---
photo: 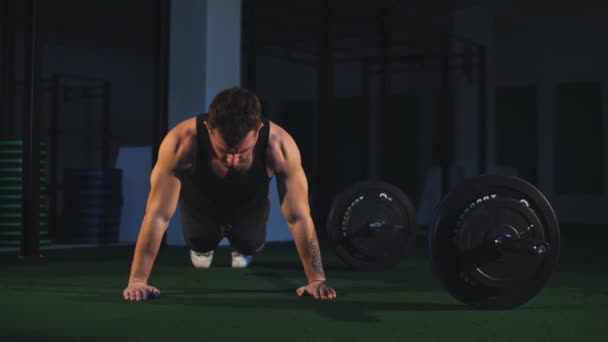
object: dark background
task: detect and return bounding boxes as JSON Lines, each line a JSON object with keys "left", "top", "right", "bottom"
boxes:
{"left": 1, "top": 0, "right": 607, "bottom": 253}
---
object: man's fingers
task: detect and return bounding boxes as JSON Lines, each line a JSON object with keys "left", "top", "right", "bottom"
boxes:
{"left": 296, "top": 284, "right": 337, "bottom": 300}
{"left": 321, "top": 287, "right": 331, "bottom": 300}
{"left": 313, "top": 287, "right": 320, "bottom": 299}
{"left": 148, "top": 288, "right": 160, "bottom": 299}
{"left": 296, "top": 285, "right": 317, "bottom": 297}
{"left": 123, "top": 286, "right": 161, "bottom": 301}
{"left": 329, "top": 288, "right": 337, "bottom": 299}
{"left": 127, "top": 290, "right": 139, "bottom": 301}
{"left": 324, "top": 287, "right": 335, "bottom": 299}
{"left": 315, "top": 285, "right": 336, "bottom": 300}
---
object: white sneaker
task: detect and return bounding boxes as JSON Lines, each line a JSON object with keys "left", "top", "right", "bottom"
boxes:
{"left": 231, "top": 249, "right": 253, "bottom": 268}
{"left": 190, "top": 250, "right": 214, "bottom": 269}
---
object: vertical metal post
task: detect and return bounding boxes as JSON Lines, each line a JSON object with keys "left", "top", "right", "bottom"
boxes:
{"left": 154, "top": 0, "right": 171, "bottom": 246}
{"left": 101, "top": 81, "right": 112, "bottom": 168}
{"left": 49, "top": 74, "right": 61, "bottom": 242}
{"left": 362, "top": 59, "right": 371, "bottom": 178}
{"left": 316, "top": 0, "right": 334, "bottom": 224}
{"left": 478, "top": 46, "right": 487, "bottom": 174}
{"left": 153, "top": 0, "right": 170, "bottom": 167}
{"left": 242, "top": 1, "right": 256, "bottom": 91}
{"left": 435, "top": 34, "right": 454, "bottom": 195}
{"left": 378, "top": 6, "right": 392, "bottom": 180}
{"left": 21, "top": 0, "right": 41, "bottom": 258}
{"left": 1, "top": 0, "right": 17, "bottom": 138}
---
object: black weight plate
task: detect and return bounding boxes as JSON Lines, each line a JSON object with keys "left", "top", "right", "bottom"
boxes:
{"left": 429, "top": 174, "right": 560, "bottom": 309}
{"left": 327, "top": 181, "right": 415, "bottom": 271}
{"left": 455, "top": 197, "right": 545, "bottom": 289}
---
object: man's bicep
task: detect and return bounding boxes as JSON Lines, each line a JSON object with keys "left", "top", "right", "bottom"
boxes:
{"left": 144, "top": 132, "right": 184, "bottom": 222}
{"left": 271, "top": 125, "right": 311, "bottom": 223}
{"left": 278, "top": 168, "right": 310, "bottom": 224}
{"left": 146, "top": 162, "right": 181, "bottom": 223}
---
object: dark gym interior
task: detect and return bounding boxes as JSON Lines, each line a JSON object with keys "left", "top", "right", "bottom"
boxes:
{"left": 1, "top": 0, "right": 607, "bottom": 340}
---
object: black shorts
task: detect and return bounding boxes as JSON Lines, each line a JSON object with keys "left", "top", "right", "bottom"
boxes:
{"left": 180, "top": 195, "right": 270, "bottom": 255}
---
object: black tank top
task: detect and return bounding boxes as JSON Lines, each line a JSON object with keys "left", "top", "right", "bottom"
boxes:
{"left": 177, "top": 113, "right": 272, "bottom": 211}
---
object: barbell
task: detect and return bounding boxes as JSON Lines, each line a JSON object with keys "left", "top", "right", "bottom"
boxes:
{"left": 325, "top": 174, "right": 560, "bottom": 309}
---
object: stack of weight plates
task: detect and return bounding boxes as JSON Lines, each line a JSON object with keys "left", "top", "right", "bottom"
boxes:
{"left": 0, "top": 140, "right": 51, "bottom": 247}
{"left": 62, "top": 168, "right": 123, "bottom": 244}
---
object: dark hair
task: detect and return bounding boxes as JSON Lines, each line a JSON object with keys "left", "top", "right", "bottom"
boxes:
{"left": 207, "top": 87, "right": 262, "bottom": 148}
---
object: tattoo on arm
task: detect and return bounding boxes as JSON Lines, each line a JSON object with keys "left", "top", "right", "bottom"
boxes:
{"left": 308, "top": 236, "right": 325, "bottom": 276}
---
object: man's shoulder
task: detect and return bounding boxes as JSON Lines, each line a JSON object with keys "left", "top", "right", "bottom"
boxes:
{"left": 163, "top": 117, "right": 198, "bottom": 167}
{"left": 266, "top": 121, "right": 299, "bottom": 173}
{"left": 170, "top": 116, "right": 198, "bottom": 134}
{"left": 267, "top": 120, "right": 289, "bottom": 144}
{"left": 167, "top": 116, "right": 198, "bottom": 142}
{"left": 267, "top": 121, "right": 289, "bottom": 154}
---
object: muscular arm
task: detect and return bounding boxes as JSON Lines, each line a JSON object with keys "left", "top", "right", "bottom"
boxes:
{"left": 273, "top": 129, "right": 326, "bottom": 283}
{"left": 127, "top": 134, "right": 183, "bottom": 286}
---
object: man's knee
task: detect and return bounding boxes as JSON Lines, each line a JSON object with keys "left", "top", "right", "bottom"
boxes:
{"left": 188, "top": 237, "right": 222, "bottom": 253}
{"left": 231, "top": 240, "right": 265, "bottom": 255}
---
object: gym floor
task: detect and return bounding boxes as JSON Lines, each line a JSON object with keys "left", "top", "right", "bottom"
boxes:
{"left": 1, "top": 225, "right": 606, "bottom": 342}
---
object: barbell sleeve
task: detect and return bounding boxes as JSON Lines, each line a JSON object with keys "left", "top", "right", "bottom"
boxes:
{"left": 493, "top": 233, "right": 550, "bottom": 256}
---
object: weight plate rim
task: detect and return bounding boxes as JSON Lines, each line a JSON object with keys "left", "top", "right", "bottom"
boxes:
{"left": 327, "top": 180, "right": 416, "bottom": 271}
{"left": 428, "top": 174, "right": 560, "bottom": 309}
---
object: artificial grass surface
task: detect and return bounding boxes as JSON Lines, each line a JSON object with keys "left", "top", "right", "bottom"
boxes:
{"left": 1, "top": 229, "right": 607, "bottom": 342}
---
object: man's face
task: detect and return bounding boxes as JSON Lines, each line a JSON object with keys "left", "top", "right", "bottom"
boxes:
{"left": 205, "top": 121, "right": 262, "bottom": 168}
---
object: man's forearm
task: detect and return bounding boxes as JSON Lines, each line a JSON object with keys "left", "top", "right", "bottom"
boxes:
{"left": 289, "top": 217, "right": 326, "bottom": 282}
{"left": 128, "top": 215, "right": 169, "bottom": 284}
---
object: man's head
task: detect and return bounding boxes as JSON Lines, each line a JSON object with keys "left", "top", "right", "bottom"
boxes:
{"left": 205, "top": 87, "right": 263, "bottom": 168}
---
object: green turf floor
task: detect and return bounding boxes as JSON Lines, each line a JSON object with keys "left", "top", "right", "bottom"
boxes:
{"left": 1, "top": 226, "right": 607, "bottom": 341}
